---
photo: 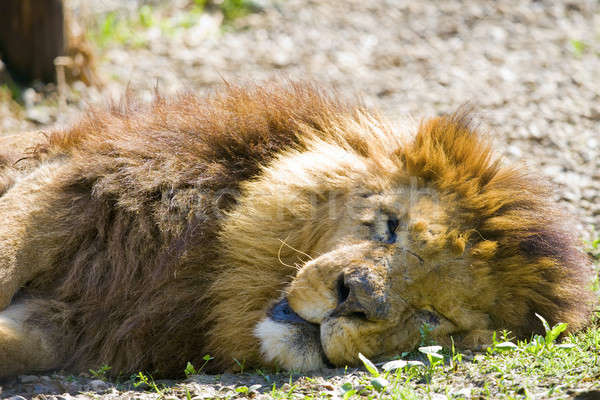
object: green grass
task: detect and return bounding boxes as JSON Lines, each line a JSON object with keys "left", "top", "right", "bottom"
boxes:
{"left": 570, "top": 39, "right": 587, "bottom": 56}
{"left": 219, "top": 0, "right": 255, "bottom": 23}
{"left": 87, "top": 1, "right": 258, "bottom": 50}
{"left": 88, "top": 10, "right": 147, "bottom": 49}
{"left": 105, "top": 310, "right": 598, "bottom": 399}
{"left": 260, "top": 315, "right": 599, "bottom": 399}
{"left": 0, "top": 84, "right": 24, "bottom": 114}
{"left": 184, "top": 354, "right": 214, "bottom": 377}
{"left": 586, "top": 231, "right": 600, "bottom": 261}
{"left": 0, "top": 81, "right": 22, "bottom": 102}
{"left": 586, "top": 231, "right": 600, "bottom": 293}
{"left": 89, "top": 364, "right": 112, "bottom": 380}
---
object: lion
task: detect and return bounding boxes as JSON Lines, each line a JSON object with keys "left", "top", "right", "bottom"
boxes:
{"left": 0, "top": 82, "right": 595, "bottom": 377}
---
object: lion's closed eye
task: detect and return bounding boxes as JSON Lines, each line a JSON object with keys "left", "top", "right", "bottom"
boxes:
{"left": 385, "top": 217, "right": 400, "bottom": 244}
{"left": 370, "top": 215, "right": 400, "bottom": 244}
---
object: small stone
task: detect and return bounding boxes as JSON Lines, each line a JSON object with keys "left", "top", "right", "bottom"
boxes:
{"left": 88, "top": 379, "right": 109, "bottom": 391}
{"left": 22, "top": 88, "right": 37, "bottom": 108}
{"left": 586, "top": 138, "right": 598, "bottom": 148}
{"left": 19, "top": 375, "right": 39, "bottom": 383}
{"left": 280, "top": 383, "right": 291, "bottom": 391}
{"left": 191, "top": 389, "right": 219, "bottom": 400}
{"left": 32, "top": 384, "right": 50, "bottom": 394}
{"left": 507, "top": 145, "right": 522, "bottom": 158}
{"left": 430, "top": 393, "right": 447, "bottom": 400}
{"left": 249, "top": 384, "right": 262, "bottom": 392}
{"left": 587, "top": 108, "right": 600, "bottom": 121}
{"left": 462, "top": 350, "right": 474, "bottom": 361}
{"left": 25, "top": 107, "right": 53, "bottom": 125}
{"left": 56, "top": 395, "right": 76, "bottom": 400}
{"left": 454, "top": 387, "right": 472, "bottom": 398}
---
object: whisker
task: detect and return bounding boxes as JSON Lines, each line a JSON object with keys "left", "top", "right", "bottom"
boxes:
{"left": 278, "top": 238, "right": 313, "bottom": 266}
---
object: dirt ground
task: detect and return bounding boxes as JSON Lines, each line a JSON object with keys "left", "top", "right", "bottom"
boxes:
{"left": 0, "top": 0, "right": 598, "bottom": 398}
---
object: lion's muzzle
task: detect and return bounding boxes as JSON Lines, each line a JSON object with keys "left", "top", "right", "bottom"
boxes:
{"left": 331, "top": 269, "right": 389, "bottom": 321}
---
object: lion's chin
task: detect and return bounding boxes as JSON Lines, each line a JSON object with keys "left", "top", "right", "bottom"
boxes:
{"left": 254, "top": 318, "right": 327, "bottom": 371}
{"left": 254, "top": 298, "right": 329, "bottom": 371}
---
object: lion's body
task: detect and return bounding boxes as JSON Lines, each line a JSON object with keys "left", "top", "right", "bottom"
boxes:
{"left": 0, "top": 83, "right": 594, "bottom": 377}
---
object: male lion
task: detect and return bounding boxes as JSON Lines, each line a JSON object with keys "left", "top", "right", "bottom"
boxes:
{"left": 0, "top": 82, "right": 595, "bottom": 377}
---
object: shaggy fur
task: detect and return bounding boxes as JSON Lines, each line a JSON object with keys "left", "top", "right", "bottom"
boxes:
{"left": 0, "top": 82, "right": 595, "bottom": 377}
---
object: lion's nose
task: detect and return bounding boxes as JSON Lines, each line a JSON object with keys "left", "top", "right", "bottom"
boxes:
{"left": 331, "top": 271, "right": 389, "bottom": 321}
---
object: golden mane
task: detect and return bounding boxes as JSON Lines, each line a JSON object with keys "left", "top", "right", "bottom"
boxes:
{"left": 401, "top": 114, "right": 593, "bottom": 335}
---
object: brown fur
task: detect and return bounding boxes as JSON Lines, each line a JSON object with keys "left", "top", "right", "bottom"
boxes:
{"left": 0, "top": 82, "right": 594, "bottom": 377}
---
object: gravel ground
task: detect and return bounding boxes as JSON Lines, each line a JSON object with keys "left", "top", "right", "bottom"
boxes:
{"left": 0, "top": 368, "right": 360, "bottom": 399}
{"left": 0, "top": 0, "right": 599, "bottom": 398}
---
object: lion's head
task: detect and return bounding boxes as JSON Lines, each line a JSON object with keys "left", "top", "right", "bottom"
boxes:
{"left": 213, "top": 107, "right": 594, "bottom": 372}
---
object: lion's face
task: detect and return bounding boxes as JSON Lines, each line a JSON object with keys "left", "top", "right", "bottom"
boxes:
{"left": 255, "top": 185, "right": 490, "bottom": 371}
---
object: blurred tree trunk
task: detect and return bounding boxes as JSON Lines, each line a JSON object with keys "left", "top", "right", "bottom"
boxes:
{"left": 0, "top": 0, "right": 65, "bottom": 83}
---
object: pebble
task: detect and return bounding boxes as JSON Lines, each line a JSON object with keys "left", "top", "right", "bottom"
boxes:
{"left": 88, "top": 379, "right": 110, "bottom": 391}
{"left": 506, "top": 145, "right": 523, "bottom": 158}
{"left": 18, "top": 375, "right": 38, "bottom": 384}
{"left": 56, "top": 395, "right": 77, "bottom": 400}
